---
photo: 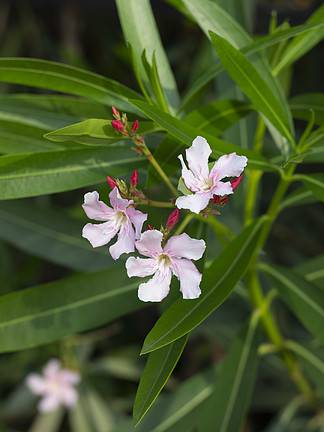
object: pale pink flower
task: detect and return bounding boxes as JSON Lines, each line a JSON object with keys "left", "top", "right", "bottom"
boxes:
{"left": 176, "top": 136, "right": 248, "bottom": 214}
{"left": 82, "top": 187, "right": 147, "bottom": 260}
{"left": 26, "top": 359, "right": 80, "bottom": 412}
{"left": 126, "top": 230, "right": 206, "bottom": 302}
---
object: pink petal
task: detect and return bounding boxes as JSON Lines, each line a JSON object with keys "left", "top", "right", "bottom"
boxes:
{"left": 172, "top": 258, "right": 202, "bottom": 299}
{"left": 210, "top": 153, "right": 248, "bottom": 181}
{"left": 82, "top": 191, "right": 113, "bottom": 221}
{"left": 211, "top": 181, "right": 233, "bottom": 197}
{"left": 175, "top": 192, "right": 211, "bottom": 214}
{"left": 138, "top": 269, "right": 172, "bottom": 302}
{"left": 82, "top": 221, "right": 119, "bottom": 248}
{"left": 38, "top": 395, "right": 60, "bottom": 412}
{"left": 60, "top": 370, "right": 80, "bottom": 385}
{"left": 126, "top": 257, "right": 157, "bottom": 277}
{"left": 109, "top": 187, "right": 131, "bottom": 211}
{"left": 165, "top": 233, "right": 206, "bottom": 260}
{"left": 126, "top": 207, "right": 147, "bottom": 239}
{"left": 109, "top": 219, "right": 135, "bottom": 260}
{"left": 60, "top": 387, "right": 78, "bottom": 408}
{"left": 178, "top": 155, "right": 200, "bottom": 192}
{"left": 185, "top": 136, "right": 211, "bottom": 179}
{"left": 43, "top": 359, "right": 61, "bottom": 378}
{"left": 26, "top": 374, "right": 45, "bottom": 395}
{"left": 135, "top": 230, "right": 163, "bottom": 258}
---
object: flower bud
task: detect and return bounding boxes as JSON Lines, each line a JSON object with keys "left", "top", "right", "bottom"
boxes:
{"left": 147, "top": 224, "right": 154, "bottom": 230}
{"left": 231, "top": 175, "right": 244, "bottom": 191}
{"left": 116, "top": 179, "right": 128, "bottom": 196}
{"left": 131, "top": 120, "right": 139, "bottom": 133}
{"left": 106, "top": 175, "right": 117, "bottom": 190}
{"left": 111, "top": 119, "right": 124, "bottom": 132}
{"left": 212, "top": 195, "right": 229, "bottom": 206}
{"left": 166, "top": 208, "right": 180, "bottom": 231}
{"left": 130, "top": 169, "right": 139, "bottom": 187}
{"left": 111, "top": 106, "right": 120, "bottom": 119}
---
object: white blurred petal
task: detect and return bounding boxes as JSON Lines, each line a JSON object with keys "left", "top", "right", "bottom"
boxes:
{"left": 211, "top": 181, "right": 233, "bottom": 197}
{"left": 138, "top": 269, "right": 172, "bottom": 302}
{"left": 126, "top": 257, "right": 157, "bottom": 277}
{"left": 172, "top": 258, "right": 202, "bottom": 299}
{"left": 165, "top": 233, "right": 206, "bottom": 260}
{"left": 210, "top": 153, "right": 248, "bottom": 181}
{"left": 26, "top": 374, "right": 45, "bottom": 395}
{"left": 176, "top": 192, "right": 211, "bottom": 214}
{"left": 126, "top": 207, "right": 147, "bottom": 239}
{"left": 185, "top": 136, "right": 211, "bottom": 179}
{"left": 82, "top": 191, "right": 113, "bottom": 221}
{"left": 109, "top": 219, "right": 135, "bottom": 260}
{"left": 82, "top": 221, "right": 118, "bottom": 248}
{"left": 38, "top": 395, "right": 60, "bottom": 412}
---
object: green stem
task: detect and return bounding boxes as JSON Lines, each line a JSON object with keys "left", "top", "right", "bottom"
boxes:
{"left": 136, "top": 198, "right": 174, "bottom": 208}
{"left": 174, "top": 213, "right": 195, "bottom": 235}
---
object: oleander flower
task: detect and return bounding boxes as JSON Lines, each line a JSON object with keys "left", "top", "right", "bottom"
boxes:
{"left": 82, "top": 187, "right": 147, "bottom": 260}
{"left": 126, "top": 229, "right": 206, "bottom": 302}
{"left": 176, "top": 136, "right": 248, "bottom": 214}
{"left": 26, "top": 359, "right": 80, "bottom": 412}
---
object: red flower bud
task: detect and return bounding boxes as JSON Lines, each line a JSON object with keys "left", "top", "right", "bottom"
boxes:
{"left": 231, "top": 175, "right": 244, "bottom": 191}
{"left": 130, "top": 169, "right": 139, "bottom": 187}
{"left": 131, "top": 119, "right": 139, "bottom": 133}
{"left": 111, "top": 106, "right": 120, "bottom": 119}
{"left": 147, "top": 224, "right": 154, "bottom": 230}
{"left": 212, "top": 195, "right": 229, "bottom": 206}
{"left": 166, "top": 208, "right": 180, "bottom": 230}
{"left": 106, "top": 175, "right": 117, "bottom": 190}
{"left": 111, "top": 119, "right": 124, "bottom": 132}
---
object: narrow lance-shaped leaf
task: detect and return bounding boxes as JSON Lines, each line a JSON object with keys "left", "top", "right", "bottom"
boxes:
{"left": 134, "top": 336, "right": 188, "bottom": 425}
{"left": 209, "top": 33, "right": 295, "bottom": 146}
{"left": 141, "top": 217, "right": 265, "bottom": 354}
{"left": 299, "top": 174, "right": 324, "bottom": 203}
{"left": 0, "top": 147, "right": 146, "bottom": 200}
{"left": 260, "top": 263, "right": 324, "bottom": 344}
{"left": 198, "top": 313, "right": 260, "bottom": 432}
{"left": 296, "top": 254, "right": 324, "bottom": 288}
{"left": 290, "top": 93, "right": 324, "bottom": 125}
{"left": 0, "top": 265, "right": 146, "bottom": 353}
{"left": 0, "top": 58, "right": 141, "bottom": 112}
{"left": 29, "top": 409, "right": 64, "bottom": 432}
{"left": 116, "top": 0, "right": 179, "bottom": 112}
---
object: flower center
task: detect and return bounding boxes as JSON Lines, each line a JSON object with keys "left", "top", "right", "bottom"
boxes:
{"left": 200, "top": 177, "right": 213, "bottom": 191}
{"left": 157, "top": 253, "right": 172, "bottom": 269}
{"left": 115, "top": 211, "right": 127, "bottom": 226}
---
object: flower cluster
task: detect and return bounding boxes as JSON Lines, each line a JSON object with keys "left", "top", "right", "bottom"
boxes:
{"left": 82, "top": 110, "right": 247, "bottom": 303}
{"left": 26, "top": 359, "right": 80, "bottom": 412}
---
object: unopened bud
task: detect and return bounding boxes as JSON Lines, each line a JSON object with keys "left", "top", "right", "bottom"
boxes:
{"left": 131, "top": 120, "right": 139, "bottom": 133}
{"left": 106, "top": 175, "right": 117, "bottom": 190}
{"left": 147, "top": 224, "right": 154, "bottom": 230}
{"left": 112, "top": 106, "right": 120, "bottom": 119}
{"left": 166, "top": 208, "right": 180, "bottom": 231}
{"left": 212, "top": 195, "right": 229, "bottom": 206}
{"left": 130, "top": 169, "right": 139, "bottom": 187}
{"left": 116, "top": 179, "right": 128, "bottom": 196}
{"left": 231, "top": 175, "right": 244, "bottom": 191}
{"left": 111, "top": 119, "right": 124, "bottom": 132}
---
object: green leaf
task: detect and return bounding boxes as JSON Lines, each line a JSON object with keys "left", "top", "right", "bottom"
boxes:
{"left": 209, "top": 33, "right": 294, "bottom": 145}
{"left": 260, "top": 263, "right": 324, "bottom": 344}
{"left": 131, "top": 99, "right": 275, "bottom": 172}
{"left": 280, "top": 187, "right": 316, "bottom": 211}
{"left": 134, "top": 336, "right": 188, "bottom": 425}
{"left": 29, "top": 409, "right": 64, "bottom": 432}
{"left": 296, "top": 254, "right": 324, "bottom": 288}
{"left": 290, "top": 93, "right": 324, "bottom": 125}
{"left": 0, "top": 94, "right": 109, "bottom": 130}
{"left": 116, "top": 0, "right": 179, "bottom": 112}
{"left": 0, "top": 265, "right": 145, "bottom": 352}
{"left": 0, "top": 146, "right": 145, "bottom": 200}
{"left": 45, "top": 118, "right": 159, "bottom": 145}
{"left": 141, "top": 218, "right": 265, "bottom": 354}
{"left": 0, "top": 58, "right": 141, "bottom": 112}
{"left": 299, "top": 174, "right": 324, "bottom": 202}
{"left": 198, "top": 314, "right": 260, "bottom": 432}
{"left": 0, "top": 200, "right": 111, "bottom": 271}
{"left": 273, "top": 4, "right": 324, "bottom": 75}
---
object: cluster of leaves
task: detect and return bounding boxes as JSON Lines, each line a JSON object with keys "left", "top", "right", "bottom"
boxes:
{"left": 1, "top": 0, "right": 324, "bottom": 431}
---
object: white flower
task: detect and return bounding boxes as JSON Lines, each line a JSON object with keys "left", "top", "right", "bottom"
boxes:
{"left": 126, "top": 230, "right": 206, "bottom": 302}
{"left": 175, "top": 136, "right": 248, "bottom": 214}
{"left": 82, "top": 187, "right": 147, "bottom": 260}
{"left": 26, "top": 359, "right": 80, "bottom": 412}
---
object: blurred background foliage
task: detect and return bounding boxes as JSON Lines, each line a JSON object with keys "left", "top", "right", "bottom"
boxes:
{"left": 0, "top": 0, "right": 324, "bottom": 431}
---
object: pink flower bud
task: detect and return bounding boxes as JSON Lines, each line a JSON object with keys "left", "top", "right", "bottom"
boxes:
{"left": 112, "top": 106, "right": 120, "bottom": 119}
{"left": 106, "top": 175, "right": 117, "bottom": 190}
{"left": 231, "top": 175, "right": 244, "bottom": 191}
{"left": 111, "top": 119, "right": 124, "bottom": 132}
{"left": 212, "top": 195, "right": 229, "bottom": 206}
{"left": 131, "top": 120, "right": 139, "bottom": 133}
{"left": 166, "top": 208, "right": 180, "bottom": 230}
{"left": 130, "top": 169, "right": 138, "bottom": 187}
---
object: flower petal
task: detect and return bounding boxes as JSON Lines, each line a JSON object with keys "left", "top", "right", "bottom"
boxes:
{"left": 185, "top": 136, "right": 211, "bottom": 179}
{"left": 109, "top": 187, "right": 131, "bottom": 211}
{"left": 26, "top": 374, "right": 46, "bottom": 395}
{"left": 135, "top": 230, "right": 163, "bottom": 257}
{"left": 60, "top": 370, "right": 80, "bottom": 385}
{"left": 82, "top": 191, "right": 113, "bottom": 221}
{"left": 175, "top": 192, "right": 211, "bottom": 214}
{"left": 172, "top": 258, "right": 202, "bottom": 299}
{"left": 178, "top": 154, "right": 200, "bottom": 192}
{"left": 126, "top": 257, "right": 157, "bottom": 277}
{"left": 165, "top": 233, "right": 206, "bottom": 260}
{"left": 43, "top": 359, "right": 61, "bottom": 378}
{"left": 38, "top": 395, "right": 60, "bottom": 412}
{"left": 61, "top": 387, "right": 78, "bottom": 408}
{"left": 109, "top": 219, "right": 135, "bottom": 260}
{"left": 82, "top": 221, "right": 118, "bottom": 248}
{"left": 126, "top": 207, "right": 147, "bottom": 239}
{"left": 211, "top": 181, "right": 233, "bottom": 196}
{"left": 210, "top": 153, "right": 248, "bottom": 181}
{"left": 138, "top": 269, "right": 172, "bottom": 302}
